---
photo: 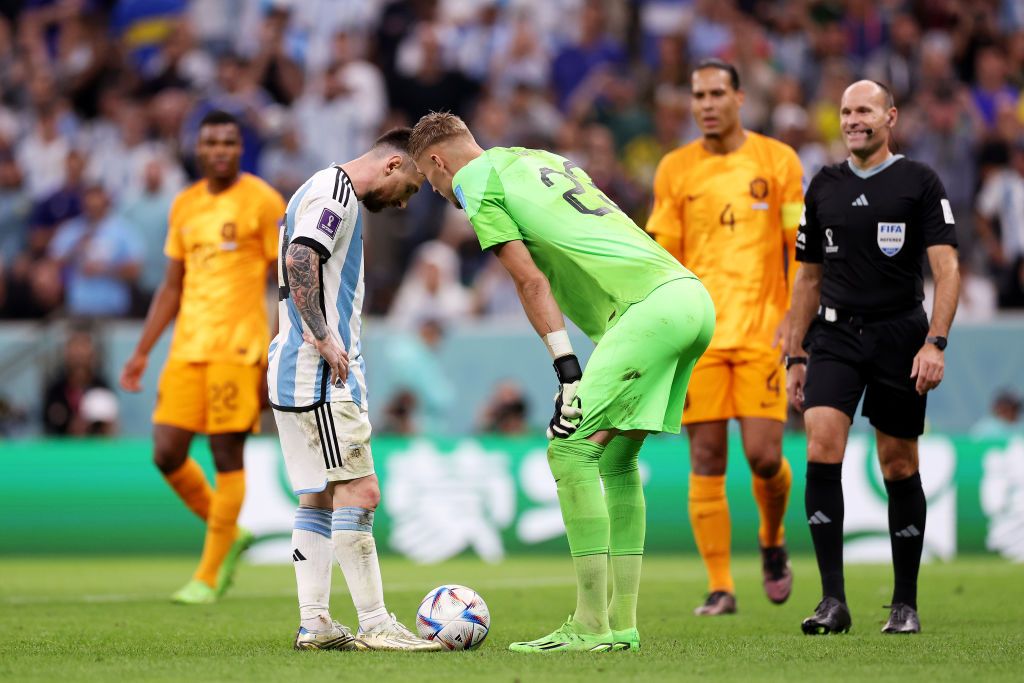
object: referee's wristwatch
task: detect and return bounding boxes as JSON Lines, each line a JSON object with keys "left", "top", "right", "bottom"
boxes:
{"left": 784, "top": 355, "right": 808, "bottom": 369}
{"left": 926, "top": 335, "right": 948, "bottom": 351}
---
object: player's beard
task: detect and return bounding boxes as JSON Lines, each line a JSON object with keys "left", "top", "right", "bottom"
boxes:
{"left": 361, "top": 188, "right": 391, "bottom": 213}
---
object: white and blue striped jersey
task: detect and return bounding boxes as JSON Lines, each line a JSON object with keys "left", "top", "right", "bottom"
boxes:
{"left": 267, "top": 165, "right": 368, "bottom": 411}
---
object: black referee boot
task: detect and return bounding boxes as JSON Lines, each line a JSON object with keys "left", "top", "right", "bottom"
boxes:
{"left": 881, "top": 603, "right": 921, "bottom": 634}
{"left": 801, "top": 597, "right": 852, "bottom": 635}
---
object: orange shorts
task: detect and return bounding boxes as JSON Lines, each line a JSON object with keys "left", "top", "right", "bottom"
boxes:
{"left": 153, "top": 360, "right": 263, "bottom": 434}
{"left": 682, "top": 347, "right": 786, "bottom": 424}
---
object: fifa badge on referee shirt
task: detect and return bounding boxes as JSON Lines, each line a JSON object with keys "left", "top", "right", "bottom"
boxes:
{"left": 877, "top": 222, "right": 906, "bottom": 257}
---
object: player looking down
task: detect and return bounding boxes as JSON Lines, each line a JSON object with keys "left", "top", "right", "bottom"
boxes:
{"left": 268, "top": 128, "right": 440, "bottom": 651}
{"left": 409, "top": 112, "right": 715, "bottom": 653}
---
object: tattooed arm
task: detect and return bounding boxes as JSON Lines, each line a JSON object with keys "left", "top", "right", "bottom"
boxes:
{"left": 286, "top": 242, "right": 348, "bottom": 385}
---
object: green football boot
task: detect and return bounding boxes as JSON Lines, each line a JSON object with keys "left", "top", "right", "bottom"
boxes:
{"left": 508, "top": 616, "right": 614, "bottom": 653}
{"left": 216, "top": 527, "right": 255, "bottom": 597}
{"left": 171, "top": 579, "right": 217, "bottom": 605}
{"left": 610, "top": 627, "right": 641, "bottom": 651}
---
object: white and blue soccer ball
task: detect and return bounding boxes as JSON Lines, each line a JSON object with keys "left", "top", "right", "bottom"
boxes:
{"left": 415, "top": 584, "right": 490, "bottom": 651}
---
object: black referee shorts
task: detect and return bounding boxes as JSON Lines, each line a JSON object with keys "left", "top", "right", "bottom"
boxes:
{"left": 802, "top": 306, "right": 929, "bottom": 439}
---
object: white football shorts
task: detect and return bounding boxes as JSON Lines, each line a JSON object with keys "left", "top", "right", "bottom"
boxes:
{"left": 273, "top": 401, "right": 375, "bottom": 494}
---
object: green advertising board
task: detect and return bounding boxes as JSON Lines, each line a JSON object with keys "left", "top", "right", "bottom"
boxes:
{"left": 2, "top": 435, "right": 1022, "bottom": 563}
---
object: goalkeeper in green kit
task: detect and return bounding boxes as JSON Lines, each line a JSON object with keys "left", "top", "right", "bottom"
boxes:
{"left": 409, "top": 113, "right": 715, "bottom": 653}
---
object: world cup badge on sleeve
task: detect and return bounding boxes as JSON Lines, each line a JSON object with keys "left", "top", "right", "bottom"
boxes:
{"left": 317, "top": 208, "right": 341, "bottom": 238}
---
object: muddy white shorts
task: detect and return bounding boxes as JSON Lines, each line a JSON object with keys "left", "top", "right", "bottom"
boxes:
{"left": 273, "top": 401, "right": 375, "bottom": 494}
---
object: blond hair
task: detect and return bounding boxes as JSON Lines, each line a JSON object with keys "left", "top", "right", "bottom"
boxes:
{"left": 408, "top": 111, "right": 472, "bottom": 159}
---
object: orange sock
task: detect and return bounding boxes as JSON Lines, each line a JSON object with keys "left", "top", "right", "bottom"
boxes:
{"left": 753, "top": 457, "right": 793, "bottom": 548}
{"left": 164, "top": 458, "right": 212, "bottom": 521}
{"left": 688, "top": 473, "right": 733, "bottom": 594}
{"left": 193, "top": 470, "right": 246, "bottom": 588}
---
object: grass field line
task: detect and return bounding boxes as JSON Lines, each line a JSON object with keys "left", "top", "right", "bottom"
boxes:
{"left": 0, "top": 566, "right": 704, "bottom": 606}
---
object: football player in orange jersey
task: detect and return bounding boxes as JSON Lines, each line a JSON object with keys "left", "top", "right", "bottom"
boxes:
{"left": 647, "top": 60, "right": 804, "bottom": 615}
{"left": 120, "top": 110, "right": 286, "bottom": 604}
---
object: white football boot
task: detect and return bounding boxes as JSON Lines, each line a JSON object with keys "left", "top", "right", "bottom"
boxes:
{"left": 355, "top": 613, "right": 443, "bottom": 651}
{"left": 294, "top": 616, "right": 361, "bottom": 651}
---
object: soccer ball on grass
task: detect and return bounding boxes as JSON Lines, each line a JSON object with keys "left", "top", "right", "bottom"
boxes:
{"left": 415, "top": 584, "right": 490, "bottom": 650}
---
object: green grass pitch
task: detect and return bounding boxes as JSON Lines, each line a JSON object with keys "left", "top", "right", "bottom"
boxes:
{"left": 1, "top": 555, "right": 1021, "bottom": 682}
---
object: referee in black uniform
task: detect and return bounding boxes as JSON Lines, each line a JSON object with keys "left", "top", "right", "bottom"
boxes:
{"left": 785, "top": 80, "right": 960, "bottom": 635}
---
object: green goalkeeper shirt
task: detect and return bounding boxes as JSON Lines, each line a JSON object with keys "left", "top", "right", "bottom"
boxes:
{"left": 453, "top": 147, "right": 696, "bottom": 342}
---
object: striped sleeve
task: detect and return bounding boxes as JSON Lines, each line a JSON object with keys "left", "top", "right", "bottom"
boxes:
{"left": 290, "top": 166, "right": 357, "bottom": 261}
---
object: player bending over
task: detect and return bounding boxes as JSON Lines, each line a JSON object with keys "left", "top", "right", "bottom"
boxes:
{"left": 409, "top": 112, "right": 714, "bottom": 653}
{"left": 268, "top": 128, "right": 439, "bottom": 652}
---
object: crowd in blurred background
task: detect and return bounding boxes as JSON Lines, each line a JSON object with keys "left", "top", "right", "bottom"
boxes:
{"left": 1, "top": 0, "right": 1024, "bottom": 324}
{"left": 2, "top": 0, "right": 1024, "bottom": 435}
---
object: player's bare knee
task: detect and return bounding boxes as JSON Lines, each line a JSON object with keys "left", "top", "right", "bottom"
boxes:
{"left": 689, "top": 440, "right": 727, "bottom": 476}
{"left": 209, "top": 433, "right": 246, "bottom": 472}
{"left": 806, "top": 434, "right": 845, "bottom": 464}
{"left": 747, "top": 449, "right": 782, "bottom": 478}
{"left": 152, "top": 447, "right": 185, "bottom": 474}
{"left": 880, "top": 458, "right": 917, "bottom": 481}
{"left": 335, "top": 475, "right": 381, "bottom": 510}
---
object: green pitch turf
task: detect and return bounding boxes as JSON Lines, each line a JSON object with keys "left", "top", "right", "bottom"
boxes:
{"left": 0, "top": 555, "right": 1021, "bottom": 682}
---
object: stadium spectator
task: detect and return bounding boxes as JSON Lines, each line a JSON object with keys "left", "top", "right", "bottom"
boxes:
{"left": 478, "top": 380, "right": 529, "bottom": 435}
{"left": 16, "top": 102, "right": 73, "bottom": 201}
{"left": 27, "top": 147, "right": 87, "bottom": 258}
{"left": 258, "top": 116, "right": 320, "bottom": 197}
{"left": 48, "top": 183, "right": 142, "bottom": 317}
{"left": 970, "top": 46, "right": 1019, "bottom": 132}
{"left": 909, "top": 84, "right": 979, "bottom": 264}
{"left": 970, "top": 388, "right": 1024, "bottom": 437}
{"left": 488, "top": 12, "right": 551, "bottom": 97}
{"left": 864, "top": 13, "right": 921, "bottom": 104}
{"left": 86, "top": 98, "right": 186, "bottom": 199}
{"left": 976, "top": 141, "right": 1024, "bottom": 307}
{"left": 293, "top": 35, "right": 387, "bottom": 171}
{"left": 0, "top": 150, "right": 30, "bottom": 266}
{"left": 115, "top": 156, "right": 178, "bottom": 304}
{"left": 391, "top": 22, "right": 479, "bottom": 123}
{"left": 137, "top": 18, "right": 215, "bottom": 96}
{"left": 42, "top": 327, "right": 116, "bottom": 435}
{"left": 247, "top": 5, "right": 305, "bottom": 106}
{"left": 183, "top": 53, "right": 270, "bottom": 174}
{"left": 550, "top": 0, "right": 626, "bottom": 111}
{"left": 388, "top": 240, "right": 472, "bottom": 328}
{"left": 379, "top": 318, "right": 455, "bottom": 436}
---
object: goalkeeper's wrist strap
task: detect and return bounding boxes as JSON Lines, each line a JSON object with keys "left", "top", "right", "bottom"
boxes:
{"left": 553, "top": 354, "right": 582, "bottom": 384}
{"left": 544, "top": 329, "right": 574, "bottom": 360}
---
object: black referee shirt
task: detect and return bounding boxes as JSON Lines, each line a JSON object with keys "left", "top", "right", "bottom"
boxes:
{"left": 796, "top": 155, "right": 958, "bottom": 314}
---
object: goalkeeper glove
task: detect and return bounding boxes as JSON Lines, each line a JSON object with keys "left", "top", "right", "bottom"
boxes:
{"left": 546, "top": 354, "right": 583, "bottom": 439}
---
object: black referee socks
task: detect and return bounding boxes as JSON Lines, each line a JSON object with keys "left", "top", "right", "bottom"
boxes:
{"left": 885, "top": 471, "right": 926, "bottom": 610}
{"left": 805, "top": 461, "right": 846, "bottom": 604}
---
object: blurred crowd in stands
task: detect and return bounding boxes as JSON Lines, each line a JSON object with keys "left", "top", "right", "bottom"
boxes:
{"left": 0, "top": 0, "right": 1023, "bottom": 326}
{"left": 0, "top": 0, "right": 1022, "bottom": 436}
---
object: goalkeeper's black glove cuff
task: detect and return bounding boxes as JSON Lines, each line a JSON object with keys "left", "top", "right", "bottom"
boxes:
{"left": 553, "top": 354, "right": 582, "bottom": 384}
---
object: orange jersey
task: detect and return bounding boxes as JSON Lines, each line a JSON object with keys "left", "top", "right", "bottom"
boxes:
{"left": 647, "top": 132, "right": 804, "bottom": 350}
{"left": 165, "top": 173, "right": 286, "bottom": 365}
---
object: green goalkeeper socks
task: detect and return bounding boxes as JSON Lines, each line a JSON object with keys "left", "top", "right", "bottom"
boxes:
{"left": 547, "top": 438, "right": 609, "bottom": 633}
{"left": 601, "top": 436, "right": 646, "bottom": 630}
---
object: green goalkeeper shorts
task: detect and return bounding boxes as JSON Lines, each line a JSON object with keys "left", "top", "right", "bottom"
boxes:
{"left": 570, "top": 277, "right": 715, "bottom": 438}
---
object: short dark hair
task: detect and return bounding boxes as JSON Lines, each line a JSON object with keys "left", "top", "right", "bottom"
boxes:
{"left": 693, "top": 58, "right": 741, "bottom": 91}
{"left": 372, "top": 127, "right": 414, "bottom": 155}
{"left": 869, "top": 80, "right": 896, "bottom": 109}
{"left": 199, "top": 109, "right": 240, "bottom": 130}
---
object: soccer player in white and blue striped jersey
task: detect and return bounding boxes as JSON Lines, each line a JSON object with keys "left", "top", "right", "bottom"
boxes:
{"left": 267, "top": 128, "right": 438, "bottom": 651}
